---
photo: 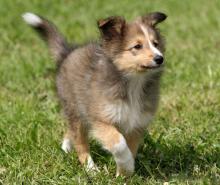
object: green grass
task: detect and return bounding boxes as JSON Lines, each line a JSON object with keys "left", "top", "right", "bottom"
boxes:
{"left": 0, "top": 0, "right": 220, "bottom": 184}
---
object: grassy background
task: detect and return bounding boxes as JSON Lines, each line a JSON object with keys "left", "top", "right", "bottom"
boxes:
{"left": 0, "top": 0, "right": 220, "bottom": 184}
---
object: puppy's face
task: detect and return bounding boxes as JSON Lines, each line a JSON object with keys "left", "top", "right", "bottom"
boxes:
{"left": 98, "top": 12, "right": 167, "bottom": 74}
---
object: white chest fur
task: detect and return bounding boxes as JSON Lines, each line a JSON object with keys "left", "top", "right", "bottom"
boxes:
{"left": 103, "top": 75, "right": 153, "bottom": 133}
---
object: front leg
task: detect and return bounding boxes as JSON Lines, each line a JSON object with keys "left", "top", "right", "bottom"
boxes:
{"left": 91, "top": 121, "right": 134, "bottom": 177}
{"left": 125, "top": 130, "right": 144, "bottom": 158}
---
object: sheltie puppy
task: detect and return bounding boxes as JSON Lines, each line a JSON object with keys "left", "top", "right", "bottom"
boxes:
{"left": 22, "top": 11, "right": 167, "bottom": 176}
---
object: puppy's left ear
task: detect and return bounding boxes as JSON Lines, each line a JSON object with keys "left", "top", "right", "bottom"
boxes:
{"left": 142, "top": 12, "right": 167, "bottom": 26}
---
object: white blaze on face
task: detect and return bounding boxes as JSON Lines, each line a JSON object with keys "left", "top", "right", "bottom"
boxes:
{"left": 140, "top": 24, "right": 163, "bottom": 57}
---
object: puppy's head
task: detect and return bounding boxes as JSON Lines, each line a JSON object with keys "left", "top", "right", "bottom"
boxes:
{"left": 98, "top": 12, "right": 167, "bottom": 74}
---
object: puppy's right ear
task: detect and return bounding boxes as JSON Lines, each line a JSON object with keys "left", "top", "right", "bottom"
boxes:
{"left": 97, "top": 16, "right": 126, "bottom": 40}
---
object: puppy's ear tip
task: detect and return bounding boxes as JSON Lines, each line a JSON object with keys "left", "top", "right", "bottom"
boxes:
{"left": 150, "top": 12, "right": 167, "bottom": 21}
{"left": 97, "top": 18, "right": 109, "bottom": 28}
{"left": 156, "top": 12, "right": 167, "bottom": 21}
{"left": 143, "top": 12, "right": 167, "bottom": 26}
{"left": 97, "top": 16, "right": 125, "bottom": 28}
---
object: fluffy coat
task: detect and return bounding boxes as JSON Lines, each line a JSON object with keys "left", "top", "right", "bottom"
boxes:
{"left": 22, "top": 12, "right": 167, "bottom": 176}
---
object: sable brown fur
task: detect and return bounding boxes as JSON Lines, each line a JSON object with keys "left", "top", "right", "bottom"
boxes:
{"left": 23, "top": 12, "right": 167, "bottom": 177}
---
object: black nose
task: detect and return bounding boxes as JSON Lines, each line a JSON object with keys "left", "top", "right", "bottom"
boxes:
{"left": 154, "top": 55, "right": 164, "bottom": 65}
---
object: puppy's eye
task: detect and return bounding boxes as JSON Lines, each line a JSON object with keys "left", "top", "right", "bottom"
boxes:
{"left": 152, "top": 41, "right": 159, "bottom": 47}
{"left": 134, "top": 44, "right": 143, "bottom": 50}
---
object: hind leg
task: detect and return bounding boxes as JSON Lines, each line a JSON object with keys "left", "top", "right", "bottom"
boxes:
{"left": 62, "top": 128, "right": 74, "bottom": 153}
{"left": 62, "top": 121, "right": 96, "bottom": 170}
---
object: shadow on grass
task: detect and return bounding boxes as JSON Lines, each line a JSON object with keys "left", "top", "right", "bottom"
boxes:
{"left": 136, "top": 132, "right": 219, "bottom": 181}
{"left": 90, "top": 132, "right": 219, "bottom": 182}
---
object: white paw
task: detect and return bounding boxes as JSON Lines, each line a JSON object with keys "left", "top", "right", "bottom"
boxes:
{"left": 86, "top": 155, "right": 99, "bottom": 172}
{"left": 116, "top": 156, "right": 134, "bottom": 177}
{"left": 61, "top": 138, "right": 72, "bottom": 153}
{"left": 113, "top": 135, "right": 134, "bottom": 176}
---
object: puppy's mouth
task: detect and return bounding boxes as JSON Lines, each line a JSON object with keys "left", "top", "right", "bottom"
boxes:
{"left": 140, "top": 64, "right": 162, "bottom": 70}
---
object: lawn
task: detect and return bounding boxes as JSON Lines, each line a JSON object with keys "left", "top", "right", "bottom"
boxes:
{"left": 0, "top": 0, "right": 220, "bottom": 184}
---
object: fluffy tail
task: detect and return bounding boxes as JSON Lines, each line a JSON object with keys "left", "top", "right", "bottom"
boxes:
{"left": 22, "top": 12, "right": 71, "bottom": 63}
